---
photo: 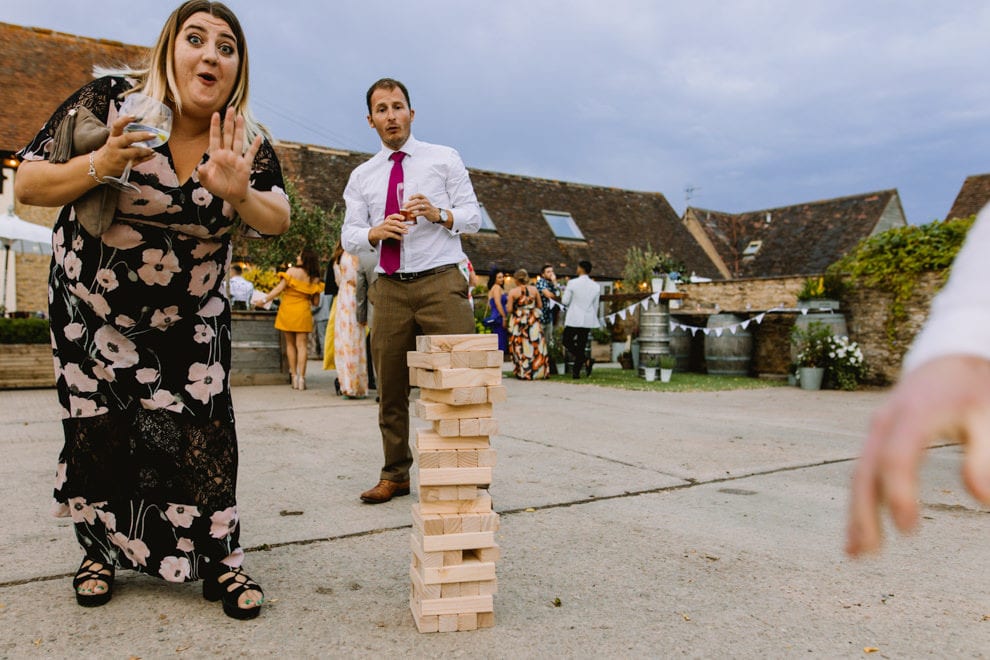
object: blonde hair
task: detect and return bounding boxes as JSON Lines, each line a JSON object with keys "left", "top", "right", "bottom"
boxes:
{"left": 95, "top": 0, "right": 269, "bottom": 144}
{"left": 514, "top": 268, "right": 529, "bottom": 285}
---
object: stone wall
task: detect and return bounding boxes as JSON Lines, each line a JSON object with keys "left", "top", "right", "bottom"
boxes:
{"left": 666, "top": 274, "right": 944, "bottom": 384}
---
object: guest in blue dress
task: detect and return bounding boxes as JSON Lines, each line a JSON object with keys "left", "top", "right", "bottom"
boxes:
{"left": 486, "top": 269, "right": 509, "bottom": 354}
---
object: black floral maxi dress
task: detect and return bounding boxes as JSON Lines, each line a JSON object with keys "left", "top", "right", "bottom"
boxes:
{"left": 17, "top": 76, "right": 287, "bottom": 583}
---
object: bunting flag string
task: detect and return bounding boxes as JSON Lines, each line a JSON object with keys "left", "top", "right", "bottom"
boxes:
{"left": 601, "top": 299, "right": 837, "bottom": 337}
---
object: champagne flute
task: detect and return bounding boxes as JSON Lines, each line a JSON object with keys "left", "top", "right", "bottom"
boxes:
{"left": 102, "top": 93, "right": 173, "bottom": 193}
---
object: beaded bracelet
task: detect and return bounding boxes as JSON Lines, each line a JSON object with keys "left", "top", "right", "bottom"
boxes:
{"left": 87, "top": 151, "right": 104, "bottom": 185}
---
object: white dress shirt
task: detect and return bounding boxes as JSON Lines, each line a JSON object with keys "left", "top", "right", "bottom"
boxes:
{"left": 561, "top": 275, "right": 601, "bottom": 329}
{"left": 341, "top": 135, "right": 481, "bottom": 274}
{"left": 903, "top": 202, "right": 990, "bottom": 373}
{"left": 228, "top": 275, "right": 254, "bottom": 303}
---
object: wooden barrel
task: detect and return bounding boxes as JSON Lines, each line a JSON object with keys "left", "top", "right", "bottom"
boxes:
{"left": 230, "top": 310, "right": 288, "bottom": 386}
{"left": 637, "top": 299, "right": 669, "bottom": 357}
{"left": 790, "top": 312, "right": 848, "bottom": 363}
{"left": 704, "top": 313, "right": 753, "bottom": 376}
{"left": 669, "top": 326, "right": 691, "bottom": 373}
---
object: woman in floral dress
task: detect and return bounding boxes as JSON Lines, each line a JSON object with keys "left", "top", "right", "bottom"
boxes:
{"left": 506, "top": 269, "right": 550, "bottom": 380}
{"left": 331, "top": 243, "right": 368, "bottom": 398}
{"left": 14, "top": 1, "right": 289, "bottom": 620}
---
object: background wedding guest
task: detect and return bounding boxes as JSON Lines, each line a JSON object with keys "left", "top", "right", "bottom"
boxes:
{"left": 14, "top": 0, "right": 289, "bottom": 619}
{"left": 262, "top": 249, "right": 324, "bottom": 391}
{"left": 331, "top": 241, "right": 369, "bottom": 399}
{"left": 561, "top": 260, "right": 601, "bottom": 379}
{"left": 506, "top": 268, "right": 550, "bottom": 380}
{"left": 341, "top": 77, "right": 480, "bottom": 504}
{"left": 486, "top": 268, "right": 509, "bottom": 356}
{"left": 228, "top": 264, "right": 254, "bottom": 310}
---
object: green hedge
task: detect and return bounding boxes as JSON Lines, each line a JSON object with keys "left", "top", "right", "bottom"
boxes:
{"left": 0, "top": 317, "right": 51, "bottom": 344}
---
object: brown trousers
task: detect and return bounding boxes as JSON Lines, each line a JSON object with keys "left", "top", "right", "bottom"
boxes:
{"left": 368, "top": 266, "right": 475, "bottom": 482}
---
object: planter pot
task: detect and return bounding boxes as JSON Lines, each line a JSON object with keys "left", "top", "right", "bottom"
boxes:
{"left": 555, "top": 361, "right": 566, "bottom": 376}
{"left": 611, "top": 341, "right": 626, "bottom": 362}
{"left": 660, "top": 368, "right": 673, "bottom": 383}
{"left": 230, "top": 310, "right": 289, "bottom": 386}
{"left": 631, "top": 339, "right": 641, "bottom": 370}
{"left": 643, "top": 367, "right": 657, "bottom": 382}
{"left": 798, "top": 367, "right": 825, "bottom": 391}
{"left": 0, "top": 343, "right": 55, "bottom": 389}
{"left": 787, "top": 373, "right": 798, "bottom": 387}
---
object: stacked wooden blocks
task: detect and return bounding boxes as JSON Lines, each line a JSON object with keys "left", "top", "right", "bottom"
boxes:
{"left": 408, "top": 333, "right": 504, "bottom": 633}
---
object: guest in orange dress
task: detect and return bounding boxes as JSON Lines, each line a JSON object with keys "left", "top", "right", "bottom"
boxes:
{"left": 261, "top": 249, "right": 324, "bottom": 390}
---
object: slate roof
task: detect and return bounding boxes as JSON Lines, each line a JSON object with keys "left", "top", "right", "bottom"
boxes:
{"left": 0, "top": 22, "right": 148, "bottom": 154}
{"left": 945, "top": 173, "right": 990, "bottom": 221}
{"left": 686, "top": 189, "right": 906, "bottom": 278}
{"left": 275, "top": 143, "right": 722, "bottom": 281}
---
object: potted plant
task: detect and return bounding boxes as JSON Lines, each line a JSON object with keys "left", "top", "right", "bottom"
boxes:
{"left": 823, "top": 334, "right": 867, "bottom": 391}
{"left": 659, "top": 354, "right": 676, "bottom": 383}
{"left": 618, "top": 350, "right": 634, "bottom": 370}
{"left": 548, "top": 327, "right": 567, "bottom": 376}
{"left": 791, "top": 321, "right": 832, "bottom": 390}
{"left": 641, "top": 354, "right": 660, "bottom": 381}
{"left": 796, "top": 275, "right": 843, "bottom": 312}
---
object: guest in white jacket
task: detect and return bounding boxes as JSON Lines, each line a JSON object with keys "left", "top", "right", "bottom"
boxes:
{"left": 847, "top": 202, "right": 990, "bottom": 557}
{"left": 561, "top": 260, "right": 600, "bottom": 379}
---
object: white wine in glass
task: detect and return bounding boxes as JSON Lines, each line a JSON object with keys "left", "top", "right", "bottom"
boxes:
{"left": 102, "top": 93, "right": 173, "bottom": 193}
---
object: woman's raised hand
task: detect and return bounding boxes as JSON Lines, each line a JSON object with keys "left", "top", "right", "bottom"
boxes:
{"left": 199, "top": 107, "right": 262, "bottom": 203}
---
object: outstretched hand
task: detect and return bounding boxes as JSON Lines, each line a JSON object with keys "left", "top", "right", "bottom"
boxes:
{"left": 846, "top": 355, "right": 990, "bottom": 556}
{"left": 198, "top": 107, "right": 262, "bottom": 203}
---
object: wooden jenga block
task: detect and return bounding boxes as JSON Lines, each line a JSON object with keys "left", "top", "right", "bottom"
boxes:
{"left": 477, "top": 611, "right": 495, "bottom": 628}
{"left": 420, "top": 385, "right": 489, "bottom": 406}
{"left": 450, "top": 350, "right": 503, "bottom": 368}
{"left": 418, "top": 493, "right": 492, "bottom": 514}
{"left": 415, "top": 399, "right": 493, "bottom": 421}
{"left": 438, "top": 614, "right": 459, "bottom": 633}
{"left": 418, "top": 594, "right": 494, "bottom": 617}
{"left": 416, "top": 334, "right": 499, "bottom": 353}
{"left": 486, "top": 385, "right": 508, "bottom": 403}
{"left": 441, "top": 582, "right": 461, "bottom": 598}
{"left": 407, "top": 351, "right": 452, "bottom": 370}
{"left": 410, "top": 595, "right": 440, "bottom": 633}
{"left": 455, "top": 448, "right": 497, "bottom": 468}
{"left": 416, "top": 448, "right": 459, "bottom": 470}
{"left": 419, "top": 485, "right": 463, "bottom": 502}
{"left": 422, "top": 530, "right": 495, "bottom": 553}
{"left": 419, "top": 466, "right": 492, "bottom": 487}
{"left": 457, "top": 613, "right": 478, "bottom": 631}
{"left": 416, "top": 428, "right": 490, "bottom": 450}
{"left": 413, "top": 367, "right": 502, "bottom": 389}
{"left": 420, "top": 556, "right": 497, "bottom": 585}
{"left": 409, "top": 367, "right": 419, "bottom": 387}
{"left": 434, "top": 419, "right": 461, "bottom": 437}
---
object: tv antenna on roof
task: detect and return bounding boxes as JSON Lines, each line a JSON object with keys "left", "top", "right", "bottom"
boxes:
{"left": 685, "top": 185, "right": 700, "bottom": 204}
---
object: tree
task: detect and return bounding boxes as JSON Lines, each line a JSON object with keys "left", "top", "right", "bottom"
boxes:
{"left": 234, "top": 180, "right": 342, "bottom": 272}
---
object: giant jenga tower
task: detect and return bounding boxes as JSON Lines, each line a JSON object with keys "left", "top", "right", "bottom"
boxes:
{"left": 407, "top": 333, "right": 504, "bottom": 633}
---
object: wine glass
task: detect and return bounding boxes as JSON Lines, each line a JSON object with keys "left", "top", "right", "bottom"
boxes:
{"left": 102, "top": 93, "right": 173, "bottom": 193}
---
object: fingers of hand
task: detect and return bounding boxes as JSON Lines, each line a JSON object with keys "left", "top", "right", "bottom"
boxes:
{"left": 962, "top": 408, "right": 990, "bottom": 503}
{"left": 209, "top": 111, "right": 223, "bottom": 153}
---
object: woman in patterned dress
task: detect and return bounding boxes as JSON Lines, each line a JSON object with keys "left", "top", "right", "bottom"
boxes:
{"left": 14, "top": 1, "right": 289, "bottom": 620}
{"left": 506, "top": 269, "right": 550, "bottom": 380}
{"left": 331, "top": 243, "right": 368, "bottom": 399}
{"left": 261, "top": 249, "right": 324, "bottom": 390}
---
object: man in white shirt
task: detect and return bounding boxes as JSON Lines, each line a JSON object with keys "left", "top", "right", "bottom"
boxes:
{"left": 227, "top": 264, "right": 254, "bottom": 310}
{"left": 847, "top": 202, "right": 990, "bottom": 556}
{"left": 342, "top": 78, "right": 481, "bottom": 503}
{"left": 561, "top": 260, "right": 600, "bottom": 379}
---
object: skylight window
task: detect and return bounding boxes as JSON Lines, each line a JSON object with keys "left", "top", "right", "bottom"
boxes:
{"left": 742, "top": 240, "right": 762, "bottom": 257}
{"left": 541, "top": 210, "right": 584, "bottom": 240}
{"left": 479, "top": 204, "right": 497, "bottom": 232}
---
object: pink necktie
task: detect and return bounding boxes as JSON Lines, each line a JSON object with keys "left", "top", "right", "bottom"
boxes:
{"left": 380, "top": 151, "right": 406, "bottom": 275}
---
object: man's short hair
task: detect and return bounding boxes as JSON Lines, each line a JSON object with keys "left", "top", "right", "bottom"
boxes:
{"left": 366, "top": 78, "right": 411, "bottom": 114}
{"left": 231, "top": 264, "right": 243, "bottom": 275}
{"left": 541, "top": 263, "right": 553, "bottom": 275}
{"left": 579, "top": 260, "right": 593, "bottom": 274}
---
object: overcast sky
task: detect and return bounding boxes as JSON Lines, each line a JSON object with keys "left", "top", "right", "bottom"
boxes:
{"left": 5, "top": 1, "right": 990, "bottom": 225}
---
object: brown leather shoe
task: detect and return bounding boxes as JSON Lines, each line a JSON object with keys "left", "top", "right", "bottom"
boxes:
{"left": 360, "top": 479, "right": 411, "bottom": 504}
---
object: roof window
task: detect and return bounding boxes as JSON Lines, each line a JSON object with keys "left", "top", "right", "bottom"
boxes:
{"left": 541, "top": 210, "right": 584, "bottom": 240}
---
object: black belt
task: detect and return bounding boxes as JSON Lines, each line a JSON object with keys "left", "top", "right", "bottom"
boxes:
{"left": 381, "top": 264, "right": 456, "bottom": 282}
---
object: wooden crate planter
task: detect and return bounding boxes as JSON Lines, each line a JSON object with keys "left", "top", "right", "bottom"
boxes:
{"left": 230, "top": 310, "right": 289, "bottom": 386}
{"left": 0, "top": 343, "right": 56, "bottom": 389}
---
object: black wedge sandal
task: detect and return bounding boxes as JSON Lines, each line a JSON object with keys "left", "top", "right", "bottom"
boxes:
{"left": 73, "top": 557, "right": 114, "bottom": 607}
{"left": 203, "top": 566, "right": 264, "bottom": 620}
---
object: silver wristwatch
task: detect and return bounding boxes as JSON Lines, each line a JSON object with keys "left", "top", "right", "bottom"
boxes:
{"left": 437, "top": 208, "right": 449, "bottom": 224}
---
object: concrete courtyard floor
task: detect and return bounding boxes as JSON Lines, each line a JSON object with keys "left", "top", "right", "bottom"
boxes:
{"left": 2, "top": 363, "right": 989, "bottom": 657}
